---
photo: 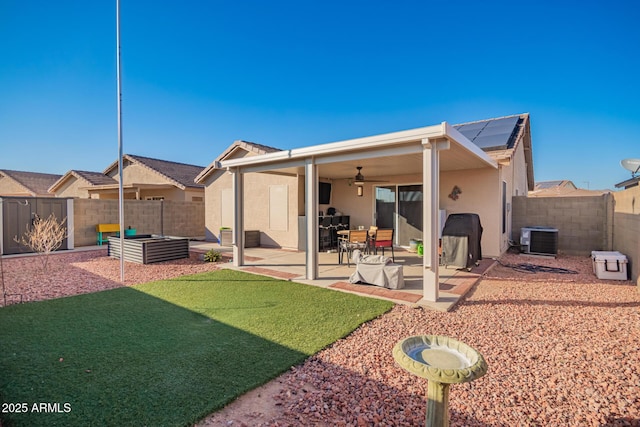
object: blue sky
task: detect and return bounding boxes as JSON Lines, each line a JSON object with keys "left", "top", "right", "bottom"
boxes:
{"left": 1, "top": 1, "right": 639, "bottom": 190}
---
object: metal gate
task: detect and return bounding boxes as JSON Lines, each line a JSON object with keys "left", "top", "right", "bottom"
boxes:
{"left": 1, "top": 197, "right": 69, "bottom": 255}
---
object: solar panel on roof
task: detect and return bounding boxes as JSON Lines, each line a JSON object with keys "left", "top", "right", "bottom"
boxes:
{"left": 470, "top": 134, "right": 510, "bottom": 150}
{"left": 484, "top": 116, "right": 519, "bottom": 129}
{"left": 457, "top": 121, "right": 487, "bottom": 131}
{"left": 476, "top": 126, "right": 513, "bottom": 137}
{"left": 468, "top": 116, "right": 520, "bottom": 150}
{"left": 456, "top": 128, "right": 482, "bottom": 141}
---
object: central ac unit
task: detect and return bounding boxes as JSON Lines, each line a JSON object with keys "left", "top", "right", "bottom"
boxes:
{"left": 520, "top": 227, "right": 558, "bottom": 256}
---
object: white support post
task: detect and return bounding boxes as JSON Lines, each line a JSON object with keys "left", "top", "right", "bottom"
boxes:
{"left": 305, "top": 159, "right": 319, "bottom": 279}
{"left": 422, "top": 138, "right": 443, "bottom": 301}
{"left": 232, "top": 167, "right": 244, "bottom": 267}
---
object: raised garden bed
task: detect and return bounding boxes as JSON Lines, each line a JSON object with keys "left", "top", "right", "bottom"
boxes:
{"left": 108, "top": 235, "right": 189, "bottom": 264}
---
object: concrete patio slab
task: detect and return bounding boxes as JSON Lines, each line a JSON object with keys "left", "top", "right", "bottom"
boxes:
{"left": 189, "top": 242, "right": 495, "bottom": 311}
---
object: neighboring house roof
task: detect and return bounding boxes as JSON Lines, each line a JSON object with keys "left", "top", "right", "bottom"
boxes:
{"left": 529, "top": 180, "right": 609, "bottom": 197}
{"left": 615, "top": 176, "right": 640, "bottom": 190}
{"left": 103, "top": 154, "right": 206, "bottom": 190}
{"left": 195, "top": 140, "right": 281, "bottom": 183}
{"left": 0, "top": 169, "right": 62, "bottom": 196}
{"left": 529, "top": 187, "right": 610, "bottom": 197}
{"left": 49, "top": 170, "right": 118, "bottom": 193}
{"left": 534, "top": 180, "right": 577, "bottom": 191}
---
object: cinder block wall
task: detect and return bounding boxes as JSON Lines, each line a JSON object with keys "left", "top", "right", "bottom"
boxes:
{"left": 73, "top": 199, "right": 204, "bottom": 246}
{"left": 612, "top": 186, "right": 640, "bottom": 285}
{"left": 613, "top": 212, "right": 639, "bottom": 284}
{"left": 512, "top": 194, "right": 614, "bottom": 256}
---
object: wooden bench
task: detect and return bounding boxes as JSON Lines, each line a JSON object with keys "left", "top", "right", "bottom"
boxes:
{"left": 96, "top": 224, "right": 120, "bottom": 246}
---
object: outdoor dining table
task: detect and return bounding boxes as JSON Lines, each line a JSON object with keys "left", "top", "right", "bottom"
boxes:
{"left": 337, "top": 229, "right": 375, "bottom": 264}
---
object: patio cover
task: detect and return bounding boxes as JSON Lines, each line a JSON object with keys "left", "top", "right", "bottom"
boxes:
{"left": 215, "top": 122, "right": 497, "bottom": 302}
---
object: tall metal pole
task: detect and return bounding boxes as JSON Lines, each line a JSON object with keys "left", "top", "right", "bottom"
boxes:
{"left": 116, "top": 0, "right": 125, "bottom": 282}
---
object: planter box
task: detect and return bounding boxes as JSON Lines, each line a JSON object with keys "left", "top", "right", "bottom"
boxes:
{"left": 219, "top": 230, "right": 259, "bottom": 247}
{"left": 108, "top": 235, "right": 189, "bottom": 264}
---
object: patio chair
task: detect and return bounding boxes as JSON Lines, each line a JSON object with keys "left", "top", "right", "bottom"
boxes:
{"left": 338, "top": 229, "right": 369, "bottom": 266}
{"left": 372, "top": 228, "right": 394, "bottom": 262}
{"left": 348, "top": 249, "right": 404, "bottom": 289}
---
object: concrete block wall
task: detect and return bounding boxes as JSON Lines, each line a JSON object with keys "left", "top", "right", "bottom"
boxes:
{"left": 613, "top": 212, "right": 639, "bottom": 284}
{"left": 512, "top": 194, "right": 614, "bottom": 256}
{"left": 73, "top": 199, "right": 204, "bottom": 246}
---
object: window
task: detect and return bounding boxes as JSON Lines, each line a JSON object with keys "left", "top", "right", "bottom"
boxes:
{"left": 145, "top": 196, "right": 164, "bottom": 201}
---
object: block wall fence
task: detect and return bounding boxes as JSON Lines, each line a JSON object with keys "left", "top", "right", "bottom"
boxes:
{"left": 513, "top": 193, "right": 639, "bottom": 285}
{"left": 73, "top": 199, "right": 205, "bottom": 247}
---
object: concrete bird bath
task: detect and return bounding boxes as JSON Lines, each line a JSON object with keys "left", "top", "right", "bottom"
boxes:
{"left": 393, "top": 335, "right": 487, "bottom": 427}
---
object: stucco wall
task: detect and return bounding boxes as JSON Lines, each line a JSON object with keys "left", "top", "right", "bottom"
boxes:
{"left": 73, "top": 199, "right": 204, "bottom": 246}
{"left": 512, "top": 194, "right": 614, "bottom": 255}
{"left": 441, "top": 168, "right": 502, "bottom": 258}
{"left": 203, "top": 170, "right": 300, "bottom": 249}
{"left": 54, "top": 176, "right": 90, "bottom": 198}
{"left": 330, "top": 167, "right": 505, "bottom": 258}
{"left": 612, "top": 186, "right": 640, "bottom": 284}
{"left": 0, "top": 177, "right": 30, "bottom": 196}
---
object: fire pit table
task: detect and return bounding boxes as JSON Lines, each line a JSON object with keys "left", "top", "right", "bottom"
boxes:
{"left": 107, "top": 234, "right": 190, "bottom": 264}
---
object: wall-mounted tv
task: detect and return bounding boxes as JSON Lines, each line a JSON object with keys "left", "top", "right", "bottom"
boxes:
{"left": 319, "top": 182, "right": 331, "bottom": 204}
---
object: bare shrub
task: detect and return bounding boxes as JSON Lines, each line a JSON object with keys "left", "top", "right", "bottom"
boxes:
{"left": 14, "top": 213, "right": 67, "bottom": 272}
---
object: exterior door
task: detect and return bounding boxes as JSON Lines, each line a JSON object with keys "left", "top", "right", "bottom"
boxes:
{"left": 374, "top": 185, "right": 423, "bottom": 246}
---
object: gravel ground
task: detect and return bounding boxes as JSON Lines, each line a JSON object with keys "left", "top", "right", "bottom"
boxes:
{"left": 0, "top": 249, "right": 221, "bottom": 305}
{"left": 255, "top": 253, "right": 640, "bottom": 427}
{"left": 1, "top": 250, "right": 639, "bottom": 426}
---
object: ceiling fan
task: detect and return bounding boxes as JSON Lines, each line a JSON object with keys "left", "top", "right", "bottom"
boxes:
{"left": 349, "top": 166, "right": 388, "bottom": 184}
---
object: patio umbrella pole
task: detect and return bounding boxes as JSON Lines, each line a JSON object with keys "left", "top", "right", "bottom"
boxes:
{"left": 116, "top": 0, "right": 125, "bottom": 282}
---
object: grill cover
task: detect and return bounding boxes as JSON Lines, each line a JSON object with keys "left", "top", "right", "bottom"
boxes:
{"left": 441, "top": 213, "right": 483, "bottom": 269}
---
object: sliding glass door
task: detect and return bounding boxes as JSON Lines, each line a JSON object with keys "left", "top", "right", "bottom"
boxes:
{"left": 375, "top": 184, "right": 423, "bottom": 246}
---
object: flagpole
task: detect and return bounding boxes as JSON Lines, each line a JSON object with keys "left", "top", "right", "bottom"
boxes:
{"left": 116, "top": 0, "right": 125, "bottom": 282}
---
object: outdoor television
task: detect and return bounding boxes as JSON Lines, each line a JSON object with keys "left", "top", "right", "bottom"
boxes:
{"left": 319, "top": 182, "right": 332, "bottom": 204}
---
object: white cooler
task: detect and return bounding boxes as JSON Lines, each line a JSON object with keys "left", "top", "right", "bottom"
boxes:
{"left": 591, "top": 251, "right": 628, "bottom": 280}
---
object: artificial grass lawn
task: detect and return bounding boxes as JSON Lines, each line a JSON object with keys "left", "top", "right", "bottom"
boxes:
{"left": 0, "top": 269, "right": 393, "bottom": 427}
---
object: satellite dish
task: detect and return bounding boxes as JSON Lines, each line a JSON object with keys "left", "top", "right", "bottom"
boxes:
{"left": 621, "top": 158, "right": 640, "bottom": 177}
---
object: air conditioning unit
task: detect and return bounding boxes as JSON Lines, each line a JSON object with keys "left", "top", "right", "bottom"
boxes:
{"left": 520, "top": 227, "right": 558, "bottom": 256}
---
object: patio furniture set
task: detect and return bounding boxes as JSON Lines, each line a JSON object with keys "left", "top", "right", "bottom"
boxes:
{"left": 337, "top": 227, "right": 405, "bottom": 290}
{"left": 337, "top": 227, "right": 395, "bottom": 266}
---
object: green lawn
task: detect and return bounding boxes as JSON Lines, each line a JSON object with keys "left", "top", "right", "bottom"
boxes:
{"left": 0, "top": 269, "right": 393, "bottom": 427}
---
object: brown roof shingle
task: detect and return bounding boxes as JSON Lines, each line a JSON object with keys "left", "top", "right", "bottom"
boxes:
{"left": 0, "top": 169, "right": 62, "bottom": 196}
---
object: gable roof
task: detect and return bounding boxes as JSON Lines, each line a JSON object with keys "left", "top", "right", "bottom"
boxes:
{"left": 104, "top": 154, "right": 206, "bottom": 190}
{"left": 195, "top": 140, "right": 281, "bottom": 183}
{"left": 49, "top": 170, "right": 117, "bottom": 193}
{"left": 195, "top": 114, "right": 534, "bottom": 189}
{"left": 0, "top": 169, "right": 62, "bottom": 196}
{"left": 454, "top": 113, "right": 534, "bottom": 190}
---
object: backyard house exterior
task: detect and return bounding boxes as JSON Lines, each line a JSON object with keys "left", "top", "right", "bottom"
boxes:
{"left": 78, "top": 154, "right": 206, "bottom": 201}
{"left": 0, "top": 170, "right": 62, "bottom": 197}
{"left": 49, "top": 170, "right": 118, "bottom": 198}
{"left": 197, "top": 114, "right": 534, "bottom": 301}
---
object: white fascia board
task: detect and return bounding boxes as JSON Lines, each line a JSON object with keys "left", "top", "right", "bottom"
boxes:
{"left": 219, "top": 124, "right": 444, "bottom": 170}
{"left": 295, "top": 124, "right": 444, "bottom": 157}
{"left": 444, "top": 122, "right": 498, "bottom": 169}
{"left": 220, "top": 150, "right": 293, "bottom": 169}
